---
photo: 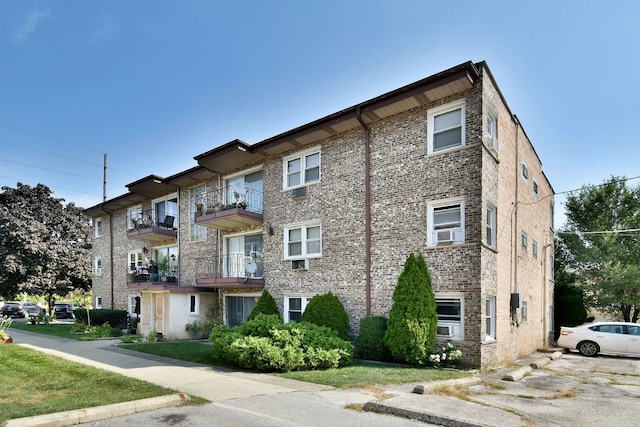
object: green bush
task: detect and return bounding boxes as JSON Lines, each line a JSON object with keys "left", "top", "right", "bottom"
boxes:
{"left": 74, "top": 309, "right": 128, "bottom": 328}
{"left": 356, "top": 316, "right": 392, "bottom": 361}
{"left": 210, "top": 314, "right": 353, "bottom": 372}
{"left": 300, "top": 292, "right": 350, "bottom": 340}
{"left": 384, "top": 253, "right": 438, "bottom": 366}
{"left": 248, "top": 290, "right": 280, "bottom": 321}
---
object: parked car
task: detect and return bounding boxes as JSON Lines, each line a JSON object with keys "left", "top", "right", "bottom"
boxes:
{"left": 557, "top": 322, "right": 640, "bottom": 357}
{"left": 1, "top": 301, "right": 42, "bottom": 318}
{"left": 54, "top": 302, "right": 77, "bottom": 319}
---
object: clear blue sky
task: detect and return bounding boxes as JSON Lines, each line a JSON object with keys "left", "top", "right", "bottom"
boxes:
{"left": 1, "top": 1, "right": 639, "bottom": 228}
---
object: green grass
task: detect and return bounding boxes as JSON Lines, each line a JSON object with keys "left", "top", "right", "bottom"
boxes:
{"left": 10, "top": 322, "right": 78, "bottom": 338}
{"left": 121, "top": 341, "right": 472, "bottom": 388}
{"left": 0, "top": 345, "right": 201, "bottom": 423}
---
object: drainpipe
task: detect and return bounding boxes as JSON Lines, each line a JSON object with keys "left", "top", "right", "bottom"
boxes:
{"left": 356, "top": 107, "right": 372, "bottom": 316}
{"left": 99, "top": 206, "right": 115, "bottom": 310}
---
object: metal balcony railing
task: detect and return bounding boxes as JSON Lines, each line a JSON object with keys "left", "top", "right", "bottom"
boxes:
{"left": 127, "top": 208, "right": 177, "bottom": 231}
{"left": 194, "top": 186, "right": 263, "bottom": 215}
{"left": 196, "top": 254, "right": 264, "bottom": 280}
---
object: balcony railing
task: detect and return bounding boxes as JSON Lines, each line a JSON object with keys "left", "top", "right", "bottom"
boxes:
{"left": 195, "top": 186, "right": 263, "bottom": 230}
{"left": 126, "top": 208, "right": 177, "bottom": 243}
{"left": 196, "top": 254, "right": 264, "bottom": 288}
{"left": 127, "top": 268, "right": 180, "bottom": 285}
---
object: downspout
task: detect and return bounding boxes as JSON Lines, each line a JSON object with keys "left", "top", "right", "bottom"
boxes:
{"left": 511, "top": 117, "right": 520, "bottom": 328}
{"left": 99, "top": 206, "right": 115, "bottom": 310}
{"left": 356, "top": 107, "right": 372, "bottom": 316}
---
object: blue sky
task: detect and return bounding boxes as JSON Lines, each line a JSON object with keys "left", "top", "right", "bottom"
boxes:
{"left": 1, "top": 1, "right": 639, "bottom": 228}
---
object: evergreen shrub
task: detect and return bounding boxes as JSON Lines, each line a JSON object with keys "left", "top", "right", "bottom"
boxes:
{"left": 300, "top": 292, "right": 350, "bottom": 340}
{"left": 248, "top": 290, "right": 280, "bottom": 321}
{"left": 356, "top": 315, "right": 392, "bottom": 361}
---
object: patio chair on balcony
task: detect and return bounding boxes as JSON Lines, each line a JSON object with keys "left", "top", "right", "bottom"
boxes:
{"left": 160, "top": 215, "right": 175, "bottom": 229}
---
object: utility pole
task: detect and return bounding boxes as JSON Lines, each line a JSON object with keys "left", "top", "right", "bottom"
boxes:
{"left": 103, "top": 153, "right": 107, "bottom": 202}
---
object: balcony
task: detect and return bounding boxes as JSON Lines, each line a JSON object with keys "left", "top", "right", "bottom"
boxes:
{"left": 195, "top": 186, "right": 263, "bottom": 231}
{"left": 127, "top": 266, "right": 183, "bottom": 291}
{"left": 126, "top": 209, "right": 177, "bottom": 244}
{"left": 196, "top": 254, "right": 264, "bottom": 288}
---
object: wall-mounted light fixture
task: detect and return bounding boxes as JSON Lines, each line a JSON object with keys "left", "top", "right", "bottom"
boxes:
{"left": 152, "top": 178, "right": 162, "bottom": 184}
{"left": 267, "top": 224, "right": 275, "bottom": 236}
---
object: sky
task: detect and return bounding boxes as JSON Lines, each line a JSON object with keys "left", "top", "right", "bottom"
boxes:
{"left": 1, "top": 1, "right": 639, "bottom": 228}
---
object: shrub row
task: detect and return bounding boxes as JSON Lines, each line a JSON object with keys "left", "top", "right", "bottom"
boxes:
{"left": 73, "top": 309, "right": 128, "bottom": 328}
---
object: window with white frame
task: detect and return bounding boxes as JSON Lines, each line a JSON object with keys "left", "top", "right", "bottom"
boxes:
{"left": 225, "top": 295, "right": 259, "bottom": 327}
{"left": 189, "top": 185, "right": 206, "bottom": 242}
{"left": 127, "top": 250, "right": 144, "bottom": 273}
{"left": 188, "top": 294, "right": 199, "bottom": 315}
{"left": 284, "top": 295, "right": 314, "bottom": 323}
{"left": 94, "top": 257, "right": 103, "bottom": 276}
{"left": 95, "top": 297, "right": 103, "bottom": 309}
{"left": 284, "top": 223, "right": 322, "bottom": 259}
{"left": 94, "top": 218, "right": 103, "bottom": 238}
{"left": 485, "top": 296, "right": 496, "bottom": 340}
{"left": 427, "top": 99, "right": 465, "bottom": 154}
{"left": 427, "top": 199, "right": 465, "bottom": 246}
{"left": 486, "top": 106, "right": 499, "bottom": 153}
{"left": 435, "top": 296, "right": 464, "bottom": 339}
{"left": 532, "top": 240, "right": 538, "bottom": 259}
{"left": 283, "top": 147, "right": 321, "bottom": 189}
{"left": 521, "top": 300, "right": 528, "bottom": 322}
{"left": 485, "top": 205, "right": 496, "bottom": 249}
{"left": 521, "top": 230, "right": 528, "bottom": 252}
{"left": 153, "top": 193, "right": 178, "bottom": 228}
{"left": 126, "top": 205, "right": 142, "bottom": 231}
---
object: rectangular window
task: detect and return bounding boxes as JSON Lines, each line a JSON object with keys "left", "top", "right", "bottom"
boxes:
{"left": 283, "top": 147, "right": 321, "bottom": 189}
{"left": 521, "top": 301, "right": 528, "bottom": 322}
{"left": 94, "top": 218, "right": 103, "bottom": 238}
{"left": 188, "top": 294, "right": 199, "bottom": 314}
{"left": 485, "top": 296, "right": 496, "bottom": 340}
{"left": 549, "top": 202, "right": 555, "bottom": 230}
{"left": 532, "top": 178, "right": 539, "bottom": 198}
{"left": 225, "top": 295, "right": 258, "bottom": 327}
{"left": 532, "top": 240, "right": 538, "bottom": 259}
{"left": 94, "top": 257, "right": 103, "bottom": 276}
{"left": 521, "top": 230, "right": 528, "bottom": 252}
{"left": 153, "top": 193, "right": 178, "bottom": 228}
{"left": 427, "top": 199, "right": 464, "bottom": 246}
{"left": 428, "top": 99, "right": 465, "bottom": 154}
{"left": 485, "top": 106, "right": 499, "bottom": 153}
{"left": 126, "top": 206, "right": 142, "bottom": 231}
{"left": 284, "top": 296, "right": 313, "bottom": 323}
{"left": 127, "top": 250, "right": 144, "bottom": 273}
{"left": 485, "top": 206, "right": 496, "bottom": 248}
{"left": 284, "top": 223, "right": 322, "bottom": 259}
{"left": 435, "top": 296, "right": 464, "bottom": 340}
{"left": 190, "top": 185, "right": 206, "bottom": 242}
{"left": 95, "top": 297, "right": 103, "bottom": 309}
{"left": 522, "top": 160, "right": 529, "bottom": 182}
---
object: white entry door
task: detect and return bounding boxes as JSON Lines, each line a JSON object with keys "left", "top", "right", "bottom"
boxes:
{"left": 154, "top": 293, "right": 164, "bottom": 333}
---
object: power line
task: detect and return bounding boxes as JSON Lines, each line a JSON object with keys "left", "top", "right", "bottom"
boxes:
{"left": 0, "top": 157, "right": 128, "bottom": 186}
{"left": 0, "top": 174, "right": 104, "bottom": 197}
{"left": 0, "top": 139, "right": 103, "bottom": 167}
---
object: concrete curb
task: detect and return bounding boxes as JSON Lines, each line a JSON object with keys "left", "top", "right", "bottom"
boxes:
{"left": 1, "top": 393, "right": 190, "bottom": 427}
{"left": 363, "top": 401, "right": 490, "bottom": 427}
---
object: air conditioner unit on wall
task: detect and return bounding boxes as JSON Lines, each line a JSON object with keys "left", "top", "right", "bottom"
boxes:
{"left": 436, "top": 325, "right": 453, "bottom": 337}
{"left": 291, "top": 259, "right": 308, "bottom": 271}
{"left": 291, "top": 186, "right": 307, "bottom": 199}
{"left": 436, "top": 229, "right": 454, "bottom": 245}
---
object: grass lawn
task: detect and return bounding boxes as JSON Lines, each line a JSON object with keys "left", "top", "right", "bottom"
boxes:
{"left": 0, "top": 345, "right": 205, "bottom": 423}
{"left": 10, "top": 322, "right": 98, "bottom": 340}
{"left": 121, "top": 341, "right": 473, "bottom": 388}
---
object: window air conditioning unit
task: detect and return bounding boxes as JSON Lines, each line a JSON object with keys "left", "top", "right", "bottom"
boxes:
{"left": 291, "top": 259, "right": 308, "bottom": 271}
{"left": 436, "top": 229, "right": 455, "bottom": 245}
{"left": 291, "top": 186, "right": 307, "bottom": 199}
{"left": 436, "top": 325, "right": 453, "bottom": 337}
{"left": 486, "top": 136, "right": 500, "bottom": 153}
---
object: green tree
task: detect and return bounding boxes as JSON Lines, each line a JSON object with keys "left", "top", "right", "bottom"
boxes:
{"left": 561, "top": 176, "right": 640, "bottom": 322}
{"left": 300, "top": 292, "right": 350, "bottom": 340}
{"left": 383, "top": 252, "right": 438, "bottom": 365}
{"left": 0, "top": 183, "right": 92, "bottom": 311}
{"left": 248, "top": 290, "right": 280, "bottom": 321}
{"left": 553, "top": 241, "right": 587, "bottom": 339}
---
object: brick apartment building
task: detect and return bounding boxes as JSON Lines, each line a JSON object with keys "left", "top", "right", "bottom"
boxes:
{"left": 84, "top": 61, "right": 554, "bottom": 368}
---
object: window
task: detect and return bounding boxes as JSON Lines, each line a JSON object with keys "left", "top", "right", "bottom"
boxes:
{"left": 95, "top": 297, "right": 103, "bottom": 309}
{"left": 532, "top": 240, "right": 538, "bottom": 259}
{"left": 153, "top": 193, "right": 178, "bottom": 228}
{"left": 435, "top": 296, "right": 464, "bottom": 340}
{"left": 521, "top": 301, "right": 528, "bottom": 322}
{"left": 225, "top": 234, "right": 263, "bottom": 278}
{"left": 521, "top": 230, "right": 528, "bottom": 252}
{"left": 225, "top": 295, "right": 259, "bottom": 327}
{"left": 94, "top": 218, "right": 103, "bottom": 238}
{"left": 284, "top": 295, "right": 313, "bottom": 322}
{"left": 189, "top": 185, "right": 206, "bottom": 242}
{"left": 188, "top": 294, "right": 199, "bottom": 315}
{"left": 126, "top": 205, "right": 142, "bottom": 230}
{"left": 532, "top": 178, "right": 539, "bottom": 198}
{"left": 486, "top": 106, "right": 499, "bottom": 153}
{"left": 521, "top": 160, "right": 529, "bottom": 182}
{"left": 485, "top": 296, "right": 496, "bottom": 340}
{"left": 549, "top": 202, "right": 555, "bottom": 230}
{"left": 127, "top": 250, "right": 144, "bottom": 273}
{"left": 284, "top": 223, "right": 322, "bottom": 259}
{"left": 549, "top": 254, "right": 554, "bottom": 280}
{"left": 283, "top": 147, "right": 321, "bottom": 189}
{"left": 226, "top": 169, "right": 263, "bottom": 213}
{"left": 428, "top": 99, "right": 465, "bottom": 154}
{"left": 485, "top": 205, "right": 496, "bottom": 248}
{"left": 155, "top": 247, "right": 178, "bottom": 278}
{"left": 427, "top": 199, "right": 465, "bottom": 246}
{"left": 94, "top": 257, "right": 103, "bottom": 276}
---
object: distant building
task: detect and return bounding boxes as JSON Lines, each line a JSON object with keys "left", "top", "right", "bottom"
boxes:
{"left": 85, "top": 61, "right": 554, "bottom": 367}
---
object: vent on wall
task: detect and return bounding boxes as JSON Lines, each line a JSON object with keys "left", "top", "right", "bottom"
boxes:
{"left": 291, "top": 259, "right": 308, "bottom": 271}
{"left": 436, "top": 325, "right": 453, "bottom": 336}
{"left": 291, "top": 186, "right": 307, "bottom": 199}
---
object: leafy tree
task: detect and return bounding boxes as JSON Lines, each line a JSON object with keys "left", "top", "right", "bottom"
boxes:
{"left": 248, "top": 290, "right": 280, "bottom": 321}
{"left": 561, "top": 176, "right": 640, "bottom": 322}
{"left": 553, "top": 241, "right": 587, "bottom": 339}
{"left": 384, "top": 252, "right": 438, "bottom": 365}
{"left": 300, "top": 292, "right": 350, "bottom": 340}
{"left": 0, "top": 183, "right": 92, "bottom": 311}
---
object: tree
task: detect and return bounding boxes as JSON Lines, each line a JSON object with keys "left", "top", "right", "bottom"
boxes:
{"left": 561, "top": 176, "right": 640, "bottom": 322}
{"left": 0, "top": 183, "right": 92, "bottom": 311}
{"left": 383, "top": 252, "right": 438, "bottom": 365}
{"left": 553, "top": 241, "right": 587, "bottom": 339}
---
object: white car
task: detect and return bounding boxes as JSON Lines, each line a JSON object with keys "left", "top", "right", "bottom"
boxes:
{"left": 557, "top": 322, "right": 640, "bottom": 357}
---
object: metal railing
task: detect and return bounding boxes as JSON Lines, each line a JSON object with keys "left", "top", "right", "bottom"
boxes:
{"left": 127, "top": 266, "right": 180, "bottom": 284}
{"left": 196, "top": 253, "right": 264, "bottom": 280}
{"left": 127, "top": 208, "right": 177, "bottom": 231}
{"left": 194, "top": 186, "right": 263, "bottom": 215}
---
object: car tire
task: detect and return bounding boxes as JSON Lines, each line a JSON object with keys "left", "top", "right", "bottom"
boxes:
{"left": 577, "top": 341, "right": 599, "bottom": 357}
